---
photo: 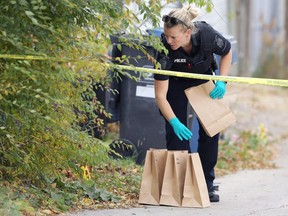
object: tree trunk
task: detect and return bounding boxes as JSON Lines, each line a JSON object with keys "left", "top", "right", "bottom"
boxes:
{"left": 235, "top": 0, "right": 251, "bottom": 77}
{"left": 285, "top": 0, "right": 288, "bottom": 78}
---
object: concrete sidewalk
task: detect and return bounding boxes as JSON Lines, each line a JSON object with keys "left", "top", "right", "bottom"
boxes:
{"left": 67, "top": 139, "right": 288, "bottom": 216}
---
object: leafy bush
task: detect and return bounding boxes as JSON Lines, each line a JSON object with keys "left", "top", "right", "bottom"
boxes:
{"left": 0, "top": 0, "right": 123, "bottom": 184}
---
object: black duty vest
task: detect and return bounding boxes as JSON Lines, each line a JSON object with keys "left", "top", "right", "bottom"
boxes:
{"left": 162, "top": 21, "right": 217, "bottom": 75}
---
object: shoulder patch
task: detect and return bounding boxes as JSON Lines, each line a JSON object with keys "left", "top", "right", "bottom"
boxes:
{"left": 215, "top": 35, "right": 224, "bottom": 48}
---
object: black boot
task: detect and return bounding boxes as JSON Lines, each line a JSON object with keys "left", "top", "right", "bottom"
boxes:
{"left": 208, "top": 185, "right": 220, "bottom": 202}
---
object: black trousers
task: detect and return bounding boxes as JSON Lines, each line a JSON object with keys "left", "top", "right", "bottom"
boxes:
{"left": 165, "top": 78, "right": 219, "bottom": 189}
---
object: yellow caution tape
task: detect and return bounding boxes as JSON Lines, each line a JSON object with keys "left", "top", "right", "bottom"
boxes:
{"left": 1, "top": 54, "right": 288, "bottom": 87}
{"left": 115, "top": 64, "right": 288, "bottom": 87}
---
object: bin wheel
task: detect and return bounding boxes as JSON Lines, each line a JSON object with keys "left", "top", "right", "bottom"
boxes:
{"left": 109, "top": 139, "right": 138, "bottom": 160}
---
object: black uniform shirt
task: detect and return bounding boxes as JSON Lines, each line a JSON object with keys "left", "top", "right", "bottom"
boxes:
{"left": 154, "top": 21, "right": 231, "bottom": 82}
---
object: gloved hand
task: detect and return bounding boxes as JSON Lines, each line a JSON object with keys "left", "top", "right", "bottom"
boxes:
{"left": 169, "top": 117, "right": 192, "bottom": 141}
{"left": 209, "top": 81, "right": 226, "bottom": 99}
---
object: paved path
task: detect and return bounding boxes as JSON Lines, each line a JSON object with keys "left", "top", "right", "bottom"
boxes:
{"left": 67, "top": 85, "right": 288, "bottom": 216}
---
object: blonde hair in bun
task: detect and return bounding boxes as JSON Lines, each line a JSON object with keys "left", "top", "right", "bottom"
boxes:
{"left": 184, "top": 4, "right": 200, "bottom": 20}
{"left": 167, "top": 4, "right": 199, "bottom": 29}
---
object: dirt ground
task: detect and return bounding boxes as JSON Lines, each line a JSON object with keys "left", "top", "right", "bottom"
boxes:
{"left": 225, "top": 83, "right": 288, "bottom": 147}
{"left": 67, "top": 83, "right": 288, "bottom": 216}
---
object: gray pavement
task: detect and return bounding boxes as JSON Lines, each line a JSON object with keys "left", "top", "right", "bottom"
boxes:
{"left": 67, "top": 139, "right": 288, "bottom": 216}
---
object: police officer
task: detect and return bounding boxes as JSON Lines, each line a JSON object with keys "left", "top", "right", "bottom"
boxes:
{"left": 154, "top": 4, "right": 232, "bottom": 202}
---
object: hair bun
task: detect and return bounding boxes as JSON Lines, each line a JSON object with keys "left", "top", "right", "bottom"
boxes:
{"left": 184, "top": 4, "right": 199, "bottom": 20}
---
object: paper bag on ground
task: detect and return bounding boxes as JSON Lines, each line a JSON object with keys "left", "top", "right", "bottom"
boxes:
{"left": 182, "top": 153, "right": 210, "bottom": 208}
{"left": 185, "top": 81, "right": 236, "bottom": 137}
{"left": 138, "top": 149, "right": 167, "bottom": 205}
{"left": 160, "top": 151, "right": 188, "bottom": 207}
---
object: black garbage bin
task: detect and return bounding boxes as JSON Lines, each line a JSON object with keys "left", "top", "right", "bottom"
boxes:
{"left": 108, "top": 35, "right": 166, "bottom": 164}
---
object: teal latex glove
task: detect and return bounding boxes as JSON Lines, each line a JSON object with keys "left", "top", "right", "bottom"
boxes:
{"left": 209, "top": 81, "right": 226, "bottom": 99}
{"left": 169, "top": 117, "right": 192, "bottom": 141}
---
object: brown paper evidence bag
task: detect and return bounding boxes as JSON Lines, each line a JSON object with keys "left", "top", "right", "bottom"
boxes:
{"left": 185, "top": 80, "right": 236, "bottom": 137}
{"left": 138, "top": 149, "right": 210, "bottom": 208}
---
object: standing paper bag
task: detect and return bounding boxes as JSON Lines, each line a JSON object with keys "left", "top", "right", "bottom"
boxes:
{"left": 138, "top": 149, "right": 167, "bottom": 205}
{"left": 182, "top": 153, "right": 210, "bottom": 208}
{"left": 185, "top": 80, "right": 236, "bottom": 137}
{"left": 160, "top": 151, "right": 188, "bottom": 207}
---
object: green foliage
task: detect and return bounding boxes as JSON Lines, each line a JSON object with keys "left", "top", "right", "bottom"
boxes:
{"left": 0, "top": 0, "right": 127, "bottom": 183}
{"left": 0, "top": 157, "right": 142, "bottom": 214}
{"left": 217, "top": 124, "right": 276, "bottom": 175}
{"left": 0, "top": 178, "right": 121, "bottom": 214}
{"left": 0, "top": 186, "right": 36, "bottom": 216}
{"left": 42, "top": 178, "right": 121, "bottom": 211}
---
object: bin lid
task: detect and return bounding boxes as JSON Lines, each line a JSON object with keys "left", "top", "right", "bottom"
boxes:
{"left": 146, "top": 28, "right": 163, "bottom": 38}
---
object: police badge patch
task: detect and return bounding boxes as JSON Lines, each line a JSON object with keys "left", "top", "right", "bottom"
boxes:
{"left": 215, "top": 35, "right": 224, "bottom": 49}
